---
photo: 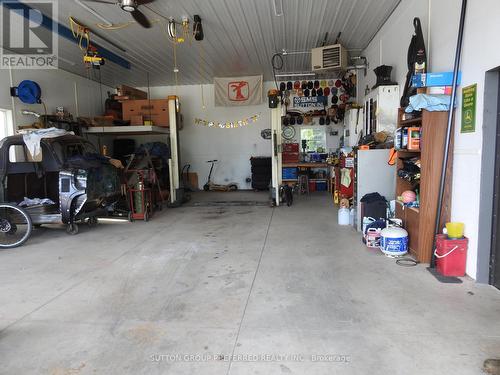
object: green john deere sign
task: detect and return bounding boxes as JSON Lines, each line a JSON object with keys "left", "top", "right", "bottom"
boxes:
{"left": 461, "top": 84, "right": 476, "bottom": 133}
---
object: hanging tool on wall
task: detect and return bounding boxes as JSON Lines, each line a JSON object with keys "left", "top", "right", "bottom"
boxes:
{"left": 400, "top": 18, "right": 427, "bottom": 108}
{"left": 83, "top": 45, "right": 105, "bottom": 68}
{"left": 166, "top": 16, "right": 204, "bottom": 44}
{"left": 69, "top": 17, "right": 106, "bottom": 68}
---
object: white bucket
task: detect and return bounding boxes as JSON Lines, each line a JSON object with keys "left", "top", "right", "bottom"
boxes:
{"left": 338, "top": 208, "right": 350, "bottom": 226}
{"left": 379, "top": 227, "right": 408, "bottom": 257}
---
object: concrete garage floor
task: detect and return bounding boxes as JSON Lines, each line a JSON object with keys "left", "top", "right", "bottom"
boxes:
{"left": 1, "top": 194, "right": 500, "bottom": 374}
{"left": 187, "top": 190, "right": 270, "bottom": 206}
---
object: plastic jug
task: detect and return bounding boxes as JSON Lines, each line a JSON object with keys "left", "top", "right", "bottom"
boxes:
{"left": 338, "top": 208, "right": 350, "bottom": 226}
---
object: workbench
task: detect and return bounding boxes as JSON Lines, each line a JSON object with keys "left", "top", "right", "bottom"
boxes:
{"left": 281, "top": 162, "right": 331, "bottom": 186}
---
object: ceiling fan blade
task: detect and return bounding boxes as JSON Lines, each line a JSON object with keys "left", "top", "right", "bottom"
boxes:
{"left": 83, "top": 0, "right": 117, "bottom": 4}
{"left": 137, "top": 0, "right": 156, "bottom": 5}
{"left": 131, "top": 9, "right": 151, "bottom": 28}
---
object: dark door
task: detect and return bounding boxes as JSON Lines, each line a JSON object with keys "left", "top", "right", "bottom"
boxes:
{"left": 490, "top": 75, "right": 500, "bottom": 289}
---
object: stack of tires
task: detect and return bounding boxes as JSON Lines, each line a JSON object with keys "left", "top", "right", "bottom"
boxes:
{"left": 250, "top": 157, "right": 272, "bottom": 190}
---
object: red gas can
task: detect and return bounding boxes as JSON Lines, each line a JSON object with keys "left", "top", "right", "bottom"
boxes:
{"left": 435, "top": 234, "right": 468, "bottom": 277}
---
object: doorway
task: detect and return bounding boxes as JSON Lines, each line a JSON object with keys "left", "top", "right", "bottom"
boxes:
{"left": 0, "top": 109, "right": 14, "bottom": 141}
{"left": 490, "top": 73, "right": 500, "bottom": 289}
{"left": 479, "top": 68, "right": 500, "bottom": 287}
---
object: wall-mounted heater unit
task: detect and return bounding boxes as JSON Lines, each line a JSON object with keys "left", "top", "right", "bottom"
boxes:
{"left": 311, "top": 44, "right": 348, "bottom": 72}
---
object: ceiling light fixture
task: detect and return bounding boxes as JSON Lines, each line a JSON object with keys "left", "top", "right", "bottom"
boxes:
{"left": 275, "top": 72, "right": 315, "bottom": 78}
{"left": 73, "top": 0, "right": 113, "bottom": 26}
{"left": 273, "top": 0, "right": 283, "bottom": 16}
{"left": 280, "top": 49, "right": 310, "bottom": 56}
{"left": 120, "top": 0, "right": 137, "bottom": 12}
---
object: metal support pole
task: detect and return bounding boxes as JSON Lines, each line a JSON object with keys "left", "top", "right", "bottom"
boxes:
{"left": 168, "top": 96, "right": 180, "bottom": 204}
{"left": 430, "top": 0, "right": 467, "bottom": 268}
{"left": 271, "top": 103, "right": 282, "bottom": 206}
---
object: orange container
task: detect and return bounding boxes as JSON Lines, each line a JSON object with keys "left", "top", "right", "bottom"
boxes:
{"left": 407, "top": 127, "right": 421, "bottom": 150}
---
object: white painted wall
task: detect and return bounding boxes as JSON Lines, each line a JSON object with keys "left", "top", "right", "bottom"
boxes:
{"left": 145, "top": 82, "right": 341, "bottom": 189}
{"left": 0, "top": 68, "right": 109, "bottom": 130}
{"left": 357, "top": 0, "right": 430, "bottom": 98}
{"left": 145, "top": 83, "right": 273, "bottom": 190}
{"left": 361, "top": 0, "right": 500, "bottom": 279}
{"left": 429, "top": 0, "right": 500, "bottom": 279}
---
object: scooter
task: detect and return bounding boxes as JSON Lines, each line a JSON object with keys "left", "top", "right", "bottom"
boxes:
{"left": 203, "top": 160, "right": 238, "bottom": 192}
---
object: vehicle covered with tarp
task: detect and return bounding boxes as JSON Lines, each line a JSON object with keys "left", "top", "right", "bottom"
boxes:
{"left": 0, "top": 131, "right": 122, "bottom": 247}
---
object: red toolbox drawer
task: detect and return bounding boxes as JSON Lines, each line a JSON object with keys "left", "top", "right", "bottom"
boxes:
{"left": 283, "top": 143, "right": 299, "bottom": 153}
{"left": 283, "top": 152, "right": 300, "bottom": 163}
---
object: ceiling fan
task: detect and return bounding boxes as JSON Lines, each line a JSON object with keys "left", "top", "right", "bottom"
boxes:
{"left": 83, "top": 0, "right": 155, "bottom": 28}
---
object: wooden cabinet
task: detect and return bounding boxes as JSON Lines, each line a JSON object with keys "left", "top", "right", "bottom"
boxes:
{"left": 395, "top": 109, "right": 453, "bottom": 263}
{"left": 364, "top": 85, "right": 400, "bottom": 135}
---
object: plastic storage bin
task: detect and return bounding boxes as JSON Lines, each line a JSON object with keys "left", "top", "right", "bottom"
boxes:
{"left": 316, "top": 181, "right": 327, "bottom": 191}
{"left": 282, "top": 167, "right": 298, "bottom": 180}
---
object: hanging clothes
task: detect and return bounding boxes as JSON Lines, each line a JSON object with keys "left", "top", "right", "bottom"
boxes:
{"left": 22, "top": 127, "right": 73, "bottom": 159}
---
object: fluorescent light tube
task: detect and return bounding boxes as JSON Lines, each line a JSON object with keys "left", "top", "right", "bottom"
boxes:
{"left": 74, "top": 0, "right": 113, "bottom": 26}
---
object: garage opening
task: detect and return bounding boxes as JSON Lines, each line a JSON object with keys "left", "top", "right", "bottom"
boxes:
{"left": 480, "top": 68, "right": 500, "bottom": 289}
{"left": 3, "top": 1, "right": 500, "bottom": 374}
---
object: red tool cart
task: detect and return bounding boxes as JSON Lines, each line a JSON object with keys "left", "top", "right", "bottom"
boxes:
{"left": 126, "top": 169, "right": 153, "bottom": 221}
{"left": 124, "top": 150, "right": 164, "bottom": 222}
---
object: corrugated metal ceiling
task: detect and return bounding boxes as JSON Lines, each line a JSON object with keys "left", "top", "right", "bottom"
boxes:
{"left": 25, "top": 0, "right": 402, "bottom": 87}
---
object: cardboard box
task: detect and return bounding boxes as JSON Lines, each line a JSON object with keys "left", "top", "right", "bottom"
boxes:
{"left": 92, "top": 116, "right": 114, "bottom": 126}
{"left": 122, "top": 99, "right": 169, "bottom": 127}
{"left": 428, "top": 86, "right": 453, "bottom": 95}
{"left": 186, "top": 172, "right": 198, "bottom": 190}
{"left": 412, "top": 72, "right": 462, "bottom": 88}
{"left": 130, "top": 115, "right": 144, "bottom": 126}
{"left": 116, "top": 85, "right": 147, "bottom": 100}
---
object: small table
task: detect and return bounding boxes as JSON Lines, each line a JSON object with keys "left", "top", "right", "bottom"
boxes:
{"left": 282, "top": 163, "right": 331, "bottom": 189}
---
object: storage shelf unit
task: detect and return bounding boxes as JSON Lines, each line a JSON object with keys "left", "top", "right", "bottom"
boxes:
{"left": 394, "top": 109, "right": 453, "bottom": 263}
{"left": 83, "top": 125, "right": 169, "bottom": 136}
{"left": 282, "top": 163, "right": 328, "bottom": 168}
{"left": 282, "top": 178, "right": 327, "bottom": 182}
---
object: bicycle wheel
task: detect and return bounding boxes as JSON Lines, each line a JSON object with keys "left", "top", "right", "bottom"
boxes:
{"left": 0, "top": 204, "right": 33, "bottom": 249}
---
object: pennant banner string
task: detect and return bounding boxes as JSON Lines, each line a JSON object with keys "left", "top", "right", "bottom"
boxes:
{"left": 194, "top": 113, "right": 261, "bottom": 129}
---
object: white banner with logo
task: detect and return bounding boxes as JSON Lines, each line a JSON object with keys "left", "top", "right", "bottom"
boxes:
{"left": 214, "top": 75, "right": 263, "bottom": 107}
